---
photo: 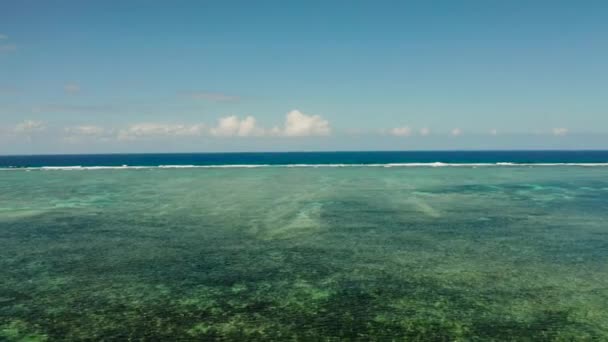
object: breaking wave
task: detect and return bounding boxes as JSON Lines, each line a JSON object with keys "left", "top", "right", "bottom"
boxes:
{"left": 2, "top": 162, "right": 608, "bottom": 170}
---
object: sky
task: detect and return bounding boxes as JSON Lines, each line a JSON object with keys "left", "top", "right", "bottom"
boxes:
{"left": 1, "top": 0, "right": 607, "bottom": 154}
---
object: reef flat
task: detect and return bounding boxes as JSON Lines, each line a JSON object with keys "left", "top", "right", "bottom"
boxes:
{"left": 1, "top": 166, "right": 607, "bottom": 340}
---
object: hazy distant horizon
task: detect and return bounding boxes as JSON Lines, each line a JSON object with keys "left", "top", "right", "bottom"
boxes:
{"left": 4, "top": 147, "right": 608, "bottom": 158}
{"left": 2, "top": 132, "right": 608, "bottom": 155}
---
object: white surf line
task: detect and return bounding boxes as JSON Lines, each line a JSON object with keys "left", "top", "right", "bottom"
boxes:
{"left": 1, "top": 162, "right": 608, "bottom": 170}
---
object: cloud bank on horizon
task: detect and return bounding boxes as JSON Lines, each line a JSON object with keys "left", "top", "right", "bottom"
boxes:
{"left": 6, "top": 111, "right": 576, "bottom": 142}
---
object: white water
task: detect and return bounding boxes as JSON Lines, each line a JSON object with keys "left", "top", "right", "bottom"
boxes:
{"left": 2, "top": 162, "right": 608, "bottom": 170}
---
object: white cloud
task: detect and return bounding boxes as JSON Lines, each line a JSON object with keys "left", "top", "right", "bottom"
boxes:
{"left": 64, "top": 83, "right": 81, "bottom": 94}
{"left": 0, "top": 34, "right": 7, "bottom": 40}
{"left": 419, "top": 127, "right": 430, "bottom": 136}
{"left": 451, "top": 128, "right": 462, "bottom": 136}
{"left": 490, "top": 129, "right": 498, "bottom": 135}
{"left": 390, "top": 126, "right": 412, "bottom": 137}
{"left": 118, "top": 123, "right": 204, "bottom": 140}
{"left": 14, "top": 120, "right": 46, "bottom": 134}
{"left": 65, "top": 125, "right": 106, "bottom": 136}
{"left": 62, "top": 109, "right": 330, "bottom": 143}
{"left": 187, "top": 92, "right": 239, "bottom": 102}
{"left": 210, "top": 115, "right": 263, "bottom": 137}
{"left": 210, "top": 110, "right": 330, "bottom": 137}
{"left": 282, "top": 110, "right": 330, "bottom": 137}
{"left": 553, "top": 128, "right": 568, "bottom": 136}
{"left": 63, "top": 125, "right": 113, "bottom": 143}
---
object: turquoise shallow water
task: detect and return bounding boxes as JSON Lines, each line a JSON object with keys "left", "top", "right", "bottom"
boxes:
{"left": 1, "top": 166, "right": 608, "bottom": 340}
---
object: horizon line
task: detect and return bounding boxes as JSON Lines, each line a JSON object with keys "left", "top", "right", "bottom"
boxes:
{"left": 2, "top": 148, "right": 608, "bottom": 158}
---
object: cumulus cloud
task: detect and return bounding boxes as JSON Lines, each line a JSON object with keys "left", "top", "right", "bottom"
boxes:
{"left": 451, "top": 128, "right": 462, "bottom": 136}
{"left": 419, "top": 127, "right": 431, "bottom": 136}
{"left": 210, "top": 115, "right": 263, "bottom": 137}
{"left": 14, "top": 120, "right": 46, "bottom": 134}
{"left": 64, "top": 83, "right": 81, "bottom": 94}
{"left": 51, "top": 109, "right": 331, "bottom": 143}
{"left": 209, "top": 110, "right": 330, "bottom": 137}
{"left": 63, "top": 125, "right": 113, "bottom": 143}
{"left": 553, "top": 128, "right": 568, "bottom": 136}
{"left": 281, "top": 110, "right": 330, "bottom": 137}
{"left": 65, "top": 125, "right": 106, "bottom": 136}
{"left": 390, "top": 126, "right": 412, "bottom": 137}
{"left": 118, "top": 123, "right": 204, "bottom": 140}
{"left": 187, "top": 92, "right": 239, "bottom": 102}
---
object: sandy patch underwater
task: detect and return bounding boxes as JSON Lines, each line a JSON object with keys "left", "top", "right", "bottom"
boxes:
{"left": 1, "top": 166, "right": 608, "bottom": 340}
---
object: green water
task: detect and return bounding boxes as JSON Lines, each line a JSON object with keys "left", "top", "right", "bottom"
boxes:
{"left": 1, "top": 167, "right": 607, "bottom": 340}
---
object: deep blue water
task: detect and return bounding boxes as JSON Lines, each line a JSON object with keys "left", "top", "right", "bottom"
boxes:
{"left": 1, "top": 150, "right": 608, "bottom": 168}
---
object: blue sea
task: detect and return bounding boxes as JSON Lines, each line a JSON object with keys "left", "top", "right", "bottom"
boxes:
{"left": 1, "top": 150, "right": 608, "bottom": 168}
{"left": 1, "top": 151, "right": 608, "bottom": 340}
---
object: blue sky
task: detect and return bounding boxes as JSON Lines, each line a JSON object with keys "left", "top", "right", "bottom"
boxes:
{"left": 1, "top": 0, "right": 607, "bottom": 154}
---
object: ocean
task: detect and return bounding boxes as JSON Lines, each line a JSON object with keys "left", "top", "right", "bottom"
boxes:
{"left": 1, "top": 150, "right": 608, "bottom": 168}
{"left": 1, "top": 151, "right": 607, "bottom": 340}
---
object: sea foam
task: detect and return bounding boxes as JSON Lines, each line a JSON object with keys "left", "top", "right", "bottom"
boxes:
{"left": 1, "top": 162, "right": 608, "bottom": 170}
